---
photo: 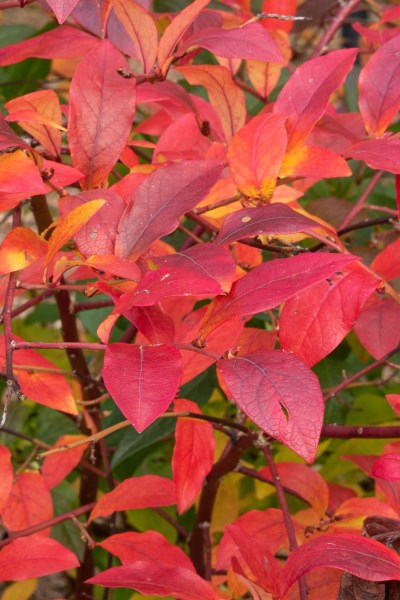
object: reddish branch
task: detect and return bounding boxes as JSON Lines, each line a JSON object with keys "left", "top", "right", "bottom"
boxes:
{"left": 311, "top": 0, "right": 363, "bottom": 57}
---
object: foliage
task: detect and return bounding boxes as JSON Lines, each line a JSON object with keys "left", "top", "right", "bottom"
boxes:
{"left": 0, "top": 1, "right": 400, "bottom": 599}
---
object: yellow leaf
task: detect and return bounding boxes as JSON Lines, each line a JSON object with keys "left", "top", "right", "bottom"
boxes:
{"left": 0, "top": 227, "right": 47, "bottom": 274}
{"left": 1, "top": 579, "right": 37, "bottom": 600}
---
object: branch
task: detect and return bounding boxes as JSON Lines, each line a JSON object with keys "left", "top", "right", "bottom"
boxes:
{"left": 321, "top": 425, "right": 400, "bottom": 438}
{"left": 12, "top": 341, "right": 107, "bottom": 351}
{"left": 263, "top": 445, "right": 307, "bottom": 600}
{"left": 339, "top": 171, "right": 383, "bottom": 230}
{"left": 311, "top": 0, "right": 363, "bottom": 58}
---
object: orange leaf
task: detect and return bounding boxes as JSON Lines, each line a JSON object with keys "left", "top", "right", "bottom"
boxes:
{"left": 0, "top": 227, "right": 47, "bottom": 274}
{"left": 5, "top": 90, "right": 62, "bottom": 157}
{"left": 228, "top": 113, "right": 287, "bottom": 200}
{"left": 112, "top": 0, "right": 157, "bottom": 73}
{"left": 0, "top": 446, "right": 13, "bottom": 515}
{"left": 178, "top": 65, "right": 246, "bottom": 141}
{"left": 46, "top": 199, "right": 105, "bottom": 266}
{"left": 2, "top": 472, "right": 53, "bottom": 534}
{"left": 42, "top": 435, "right": 89, "bottom": 489}
{"left": 0, "top": 150, "right": 47, "bottom": 212}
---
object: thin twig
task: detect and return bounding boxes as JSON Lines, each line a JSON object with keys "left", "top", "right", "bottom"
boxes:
{"left": 311, "top": 0, "right": 363, "bottom": 57}
{"left": 339, "top": 171, "right": 383, "bottom": 230}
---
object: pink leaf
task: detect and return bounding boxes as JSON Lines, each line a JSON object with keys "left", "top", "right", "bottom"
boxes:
{"left": 98, "top": 530, "right": 196, "bottom": 570}
{"left": 102, "top": 343, "right": 182, "bottom": 431}
{"left": 358, "top": 34, "right": 400, "bottom": 137}
{"left": 115, "top": 161, "right": 223, "bottom": 260}
{"left": 216, "top": 202, "right": 319, "bottom": 246}
{"left": 0, "top": 535, "right": 79, "bottom": 581}
{"left": 45, "top": 0, "right": 81, "bottom": 24}
{"left": 87, "top": 561, "right": 218, "bottom": 600}
{"left": 218, "top": 350, "right": 324, "bottom": 462}
{"left": 279, "top": 263, "right": 378, "bottom": 366}
{"left": 372, "top": 454, "right": 400, "bottom": 481}
{"left": 354, "top": 296, "right": 400, "bottom": 358}
{"left": 274, "top": 49, "right": 357, "bottom": 150}
{"left": 179, "top": 23, "right": 284, "bottom": 63}
{"left": 199, "top": 253, "right": 358, "bottom": 339}
{"left": 68, "top": 40, "right": 136, "bottom": 188}
{"left": 0, "top": 26, "right": 99, "bottom": 66}
{"left": 344, "top": 138, "right": 400, "bottom": 174}
{"left": 89, "top": 475, "right": 176, "bottom": 522}
{"left": 172, "top": 399, "right": 215, "bottom": 513}
{"left": 281, "top": 533, "right": 400, "bottom": 597}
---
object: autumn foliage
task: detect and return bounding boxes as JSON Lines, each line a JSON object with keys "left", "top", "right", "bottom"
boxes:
{"left": 1, "top": 0, "right": 400, "bottom": 598}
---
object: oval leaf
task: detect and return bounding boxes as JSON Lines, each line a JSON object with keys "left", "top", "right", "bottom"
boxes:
{"left": 102, "top": 343, "right": 182, "bottom": 431}
{"left": 372, "top": 454, "right": 400, "bottom": 481}
{"left": 0, "top": 227, "right": 47, "bottom": 274}
{"left": 218, "top": 350, "right": 324, "bottom": 462}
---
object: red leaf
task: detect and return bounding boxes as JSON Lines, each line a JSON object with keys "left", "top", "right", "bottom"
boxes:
{"left": 89, "top": 475, "right": 176, "bottom": 522}
{"left": 227, "top": 113, "right": 288, "bottom": 200}
{"left": 279, "top": 263, "right": 378, "bottom": 366}
{"left": 60, "top": 190, "right": 126, "bottom": 257}
{"left": 0, "top": 25, "right": 99, "bottom": 66}
{"left": 172, "top": 399, "right": 215, "bottom": 513}
{"left": 216, "top": 202, "right": 319, "bottom": 246}
{"left": 358, "top": 35, "right": 400, "bottom": 138}
{"left": 227, "top": 524, "right": 284, "bottom": 597}
{"left": 99, "top": 530, "right": 196, "bottom": 571}
{"left": 354, "top": 296, "right": 400, "bottom": 358}
{"left": 344, "top": 138, "right": 400, "bottom": 174}
{"left": 218, "top": 350, "right": 324, "bottom": 462}
{"left": 0, "top": 446, "right": 13, "bottom": 514}
{"left": 157, "top": 0, "right": 211, "bottom": 74}
{"left": 179, "top": 23, "right": 284, "bottom": 63}
{"left": 42, "top": 435, "right": 89, "bottom": 489}
{"left": 0, "top": 150, "right": 47, "bottom": 212}
{"left": 262, "top": 0, "right": 297, "bottom": 32}
{"left": 0, "top": 335, "right": 77, "bottom": 415}
{"left": 155, "top": 243, "right": 236, "bottom": 294}
{"left": 372, "top": 454, "right": 400, "bottom": 481}
{"left": 397, "top": 175, "right": 400, "bottom": 220}
{"left": 216, "top": 508, "right": 288, "bottom": 569}
{"left": 0, "top": 113, "right": 25, "bottom": 151}
{"left": 112, "top": 0, "right": 157, "bottom": 73}
{"left": 274, "top": 49, "right": 357, "bottom": 150}
{"left": 0, "top": 227, "right": 47, "bottom": 274}
{"left": 68, "top": 40, "right": 136, "bottom": 188}
{"left": 5, "top": 90, "right": 62, "bottom": 157}
{"left": 87, "top": 561, "right": 218, "bottom": 600}
{"left": 0, "top": 535, "right": 79, "bottom": 581}
{"left": 115, "top": 161, "right": 223, "bottom": 260}
{"left": 44, "top": 0, "right": 81, "bottom": 23}
{"left": 2, "top": 472, "right": 53, "bottom": 533}
{"left": 281, "top": 533, "right": 400, "bottom": 597}
{"left": 236, "top": 327, "right": 277, "bottom": 354}
{"left": 387, "top": 394, "right": 400, "bottom": 416}
{"left": 125, "top": 306, "right": 175, "bottom": 344}
{"left": 199, "top": 253, "right": 358, "bottom": 339}
{"left": 102, "top": 343, "right": 182, "bottom": 431}
{"left": 260, "top": 462, "right": 329, "bottom": 517}
{"left": 178, "top": 65, "right": 246, "bottom": 141}
{"left": 371, "top": 238, "right": 400, "bottom": 281}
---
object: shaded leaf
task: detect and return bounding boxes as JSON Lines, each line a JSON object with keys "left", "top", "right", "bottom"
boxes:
{"left": 0, "top": 25, "right": 99, "bottom": 66}
{"left": 115, "top": 161, "right": 223, "bottom": 260}
{"left": 218, "top": 350, "right": 324, "bottom": 462}
{"left": 216, "top": 202, "right": 318, "bottom": 246}
{"left": 354, "top": 296, "right": 400, "bottom": 359}
{"left": 0, "top": 535, "right": 79, "bottom": 581}
{"left": 199, "top": 253, "right": 358, "bottom": 339}
{"left": 0, "top": 227, "right": 47, "bottom": 274}
{"left": 178, "top": 65, "right": 246, "bottom": 141}
{"left": 68, "top": 40, "right": 136, "bottom": 188}
{"left": 102, "top": 343, "right": 182, "bottom": 431}
{"left": 358, "top": 34, "right": 400, "bottom": 138}
{"left": 112, "top": 0, "right": 157, "bottom": 73}
{"left": 227, "top": 113, "right": 287, "bottom": 200}
{"left": 87, "top": 560, "right": 218, "bottom": 599}
{"left": 125, "top": 306, "right": 175, "bottom": 344}
{"left": 2, "top": 472, "right": 53, "bottom": 533}
{"left": 179, "top": 23, "right": 284, "bottom": 63}
{"left": 273, "top": 49, "right": 357, "bottom": 149}
{"left": 281, "top": 534, "right": 400, "bottom": 597}
{"left": 172, "top": 399, "right": 215, "bottom": 513}
{"left": 89, "top": 475, "right": 176, "bottom": 522}
{"left": 279, "top": 263, "right": 378, "bottom": 366}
